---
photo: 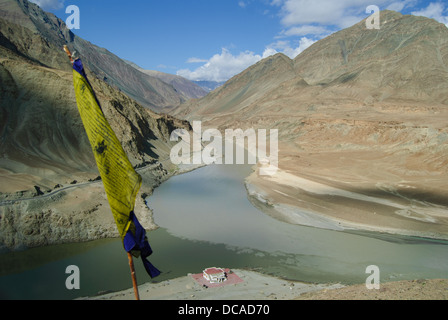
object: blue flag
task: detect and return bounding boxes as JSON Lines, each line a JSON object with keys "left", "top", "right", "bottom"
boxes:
{"left": 124, "top": 212, "right": 161, "bottom": 278}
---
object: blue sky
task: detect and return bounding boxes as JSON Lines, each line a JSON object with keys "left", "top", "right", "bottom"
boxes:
{"left": 31, "top": 0, "right": 448, "bottom": 82}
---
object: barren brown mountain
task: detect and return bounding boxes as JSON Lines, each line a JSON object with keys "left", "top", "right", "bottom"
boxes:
{"left": 0, "top": 0, "right": 196, "bottom": 111}
{"left": 136, "top": 68, "right": 208, "bottom": 101}
{"left": 172, "top": 11, "right": 448, "bottom": 240}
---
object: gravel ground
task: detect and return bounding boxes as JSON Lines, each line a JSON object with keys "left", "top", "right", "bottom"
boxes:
{"left": 89, "top": 269, "right": 447, "bottom": 301}
{"left": 297, "top": 279, "right": 448, "bottom": 300}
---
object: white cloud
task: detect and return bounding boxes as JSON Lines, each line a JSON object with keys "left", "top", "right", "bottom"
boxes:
{"left": 157, "top": 64, "right": 177, "bottom": 70}
{"left": 278, "top": 25, "right": 332, "bottom": 37}
{"left": 239, "top": 0, "right": 256, "bottom": 9}
{"left": 187, "top": 57, "right": 209, "bottom": 63}
{"left": 274, "top": 0, "right": 393, "bottom": 29}
{"left": 263, "top": 37, "right": 316, "bottom": 59}
{"left": 177, "top": 49, "right": 263, "bottom": 82}
{"left": 412, "top": 2, "right": 448, "bottom": 27}
{"left": 270, "top": 0, "right": 283, "bottom": 6}
{"left": 29, "top": 0, "right": 65, "bottom": 10}
{"left": 295, "top": 37, "right": 317, "bottom": 54}
{"left": 262, "top": 47, "right": 278, "bottom": 59}
{"left": 386, "top": 0, "right": 416, "bottom": 12}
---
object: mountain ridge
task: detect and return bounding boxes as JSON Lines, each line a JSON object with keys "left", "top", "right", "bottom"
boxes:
{"left": 123, "top": 60, "right": 208, "bottom": 101}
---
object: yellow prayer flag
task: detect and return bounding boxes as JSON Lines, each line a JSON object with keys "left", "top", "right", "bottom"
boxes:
{"left": 72, "top": 59, "right": 142, "bottom": 240}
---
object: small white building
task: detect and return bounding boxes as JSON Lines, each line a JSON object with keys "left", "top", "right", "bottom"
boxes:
{"left": 203, "top": 267, "right": 227, "bottom": 283}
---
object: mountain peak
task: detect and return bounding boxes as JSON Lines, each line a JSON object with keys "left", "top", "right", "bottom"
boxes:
{"left": 171, "top": 50, "right": 300, "bottom": 120}
{"left": 293, "top": 9, "right": 448, "bottom": 100}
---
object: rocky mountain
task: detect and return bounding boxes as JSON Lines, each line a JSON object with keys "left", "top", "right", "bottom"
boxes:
{"left": 0, "top": 0, "right": 189, "bottom": 111}
{"left": 123, "top": 59, "right": 208, "bottom": 102}
{"left": 0, "top": 0, "right": 191, "bottom": 190}
{"left": 171, "top": 11, "right": 448, "bottom": 239}
{"left": 0, "top": 0, "right": 192, "bottom": 250}
{"left": 293, "top": 10, "right": 448, "bottom": 104}
{"left": 172, "top": 52, "right": 300, "bottom": 120}
{"left": 173, "top": 11, "right": 448, "bottom": 126}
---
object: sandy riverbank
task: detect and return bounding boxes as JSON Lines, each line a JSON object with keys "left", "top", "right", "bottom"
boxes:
{"left": 86, "top": 269, "right": 344, "bottom": 300}
{"left": 245, "top": 144, "right": 448, "bottom": 241}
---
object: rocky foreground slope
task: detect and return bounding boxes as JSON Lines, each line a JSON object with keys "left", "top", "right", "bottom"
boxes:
{"left": 0, "top": 0, "right": 192, "bottom": 251}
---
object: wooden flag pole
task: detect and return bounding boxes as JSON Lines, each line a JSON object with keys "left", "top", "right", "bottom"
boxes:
{"left": 63, "top": 45, "right": 140, "bottom": 301}
{"left": 127, "top": 252, "right": 140, "bottom": 300}
{"left": 63, "top": 45, "right": 74, "bottom": 64}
